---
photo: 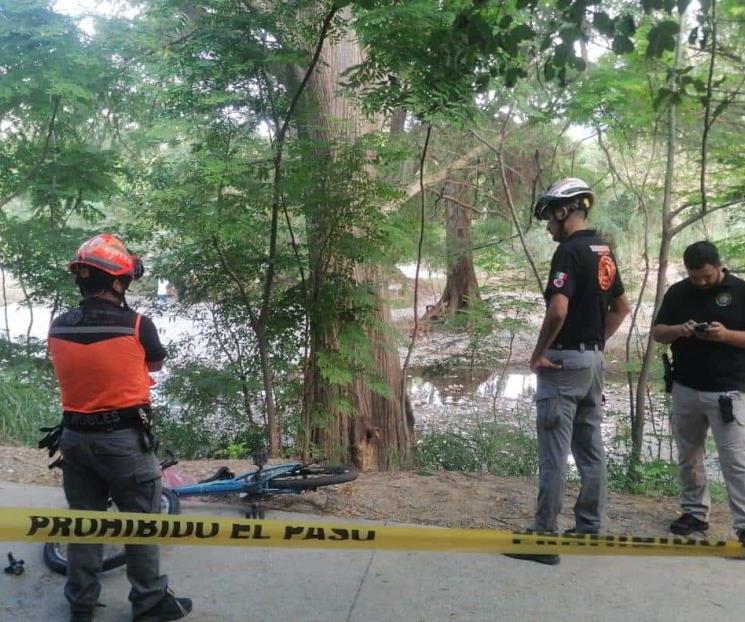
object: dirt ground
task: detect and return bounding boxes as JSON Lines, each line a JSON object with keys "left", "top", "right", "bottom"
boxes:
{"left": 1, "top": 443, "right": 736, "bottom": 540}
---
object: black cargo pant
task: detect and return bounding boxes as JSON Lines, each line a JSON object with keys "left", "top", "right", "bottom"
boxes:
{"left": 60, "top": 427, "right": 168, "bottom": 618}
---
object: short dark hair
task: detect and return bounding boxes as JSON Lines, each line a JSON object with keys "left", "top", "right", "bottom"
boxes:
{"left": 550, "top": 197, "right": 587, "bottom": 220}
{"left": 75, "top": 266, "right": 127, "bottom": 296}
{"left": 683, "top": 241, "right": 720, "bottom": 270}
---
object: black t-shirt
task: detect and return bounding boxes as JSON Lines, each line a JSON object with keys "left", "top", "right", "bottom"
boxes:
{"left": 654, "top": 270, "right": 745, "bottom": 391}
{"left": 52, "top": 298, "right": 167, "bottom": 362}
{"left": 545, "top": 229, "right": 625, "bottom": 348}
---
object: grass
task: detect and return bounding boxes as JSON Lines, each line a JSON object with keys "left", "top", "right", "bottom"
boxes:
{"left": 0, "top": 353, "right": 60, "bottom": 445}
{"left": 415, "top": 422, "right": 538, "bottom": 477}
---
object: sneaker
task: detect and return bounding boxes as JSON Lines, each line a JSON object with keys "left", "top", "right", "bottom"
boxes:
{"left": 503, "top": 553, "right": 560, "bottom": 566}
{"left": 563, "top": 528, "right": 599, "bottom": 535}
{"left": 134, "top": 590, "right": 192, "bottom": 622}
{"left": 669, "top": 513, "right": 709, "bottom": 536}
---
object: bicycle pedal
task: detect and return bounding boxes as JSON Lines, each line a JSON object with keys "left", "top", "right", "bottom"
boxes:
{"left": 4, "top": 552, "right": 24, "bottom": 576}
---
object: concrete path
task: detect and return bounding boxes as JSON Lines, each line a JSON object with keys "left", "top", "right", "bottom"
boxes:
{"left": 1, "top": 480, "right": 743, "bottom": 622}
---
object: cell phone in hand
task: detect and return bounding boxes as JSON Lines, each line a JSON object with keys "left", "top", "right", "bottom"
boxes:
{"left": 693, "top": 322, "right": 710, "bottom": 333}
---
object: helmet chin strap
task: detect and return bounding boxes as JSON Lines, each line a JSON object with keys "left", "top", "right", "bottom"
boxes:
{"left": 556, "top": 220, "right": 570, "bottom": 242}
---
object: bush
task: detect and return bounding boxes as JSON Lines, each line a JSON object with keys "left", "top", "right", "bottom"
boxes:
{"left": 416, "top": 422, "right": 538, "bottom": 477}
{"left": 606, "top": 456, "right": 681, "bottom": 497}
{"left": 0, "top": 353, "right": 60, "bottom": 445}
{"left": 416, "top": 432, "right": 479, "bottom": 472}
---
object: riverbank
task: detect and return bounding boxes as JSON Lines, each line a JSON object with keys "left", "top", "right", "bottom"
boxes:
{"left": 0, "top": 444, "right": 735, "bottom": 540}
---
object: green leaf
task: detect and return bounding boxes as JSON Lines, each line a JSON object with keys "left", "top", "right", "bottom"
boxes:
{"left": 687, "top": 26, "right": 698, "bottom": 46}
{"left": 553, "top": 42, "right": 570, "bottom": 67}
{"left": 616, "top": 15, "right": 636, "bottom": 36}
{"left": 593, "top": 12, "right": 614, "bottom": 36}
{"left": 611, "top": 35, "right": 635, "bottom": 55}
{"left": 646, "top": 20, "right": 680, "bottom": 58}
{"left": 641, "top": 0, "right": 665, "bottom": 13}
{"left": 571, "top": 56, "right": 587, "bottom": 72}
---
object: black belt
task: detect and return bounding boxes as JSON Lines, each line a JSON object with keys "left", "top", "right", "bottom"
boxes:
{"left": 551, "top": 342, "right": 603, "bottom": 352}
{"left": 63, "top": 407, "right": 149, "bottom": 432}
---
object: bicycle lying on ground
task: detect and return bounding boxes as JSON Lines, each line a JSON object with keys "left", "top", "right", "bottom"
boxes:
{"left": 43, "top": 450, "right": 358, "bottom": 575}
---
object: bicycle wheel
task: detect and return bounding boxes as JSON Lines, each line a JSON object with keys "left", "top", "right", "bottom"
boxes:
{"left": 43, "top": 489, "right": 181, "bottom": 576}
{"left": 269, "top": 464, "right": 358, "bottom": 491}
{"left": 43, "top": 542, "right": 126, "bottom": 576}
{"left": 160, "top": 488, "right": 181, "bottom": 515}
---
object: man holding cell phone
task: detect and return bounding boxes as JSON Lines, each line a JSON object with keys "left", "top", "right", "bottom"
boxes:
{"left": 652, "top": 241, "right": 745, "bottom": 542}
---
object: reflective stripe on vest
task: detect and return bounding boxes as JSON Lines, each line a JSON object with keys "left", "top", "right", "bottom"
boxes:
{"left": 48, "top": 314, "right": 151, "bottom": 413}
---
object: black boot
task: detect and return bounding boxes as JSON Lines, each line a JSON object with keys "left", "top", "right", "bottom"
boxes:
{"left": 669, "top": 513, "right": 709, "bottom": 536}
{"left": 134, "top": 590, "right": 192, "bottom": 622}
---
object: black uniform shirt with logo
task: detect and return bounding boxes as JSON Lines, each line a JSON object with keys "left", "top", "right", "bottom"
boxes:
{"left": 545, "top": 229, "right": 624, "bottom": 349}
{"left": 654, "top": 270, "right": 745, "bottom": 391}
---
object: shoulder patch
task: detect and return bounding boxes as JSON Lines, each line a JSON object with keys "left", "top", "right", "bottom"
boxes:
{"left": 716, "top": 291, "right": 733, "bottom": 307}
{"left": 598, "top": 255, "right": 617, "bottom": 291}
{"left": 552, "top": 271, "right": 568, "bottom": 289}
{"left": 589, "top": 244, "right": 610, "bottom": 255}
{"left": 65, "top": 309, "right": 83, "bottom": 326}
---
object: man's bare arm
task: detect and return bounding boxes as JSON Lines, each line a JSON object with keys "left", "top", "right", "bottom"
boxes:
{"left": 530, "top": 294, "right": 568, "bottom": 371}
{"left": 700, "top": 322, "right": 745, "bottom": 348}
{"left": 651, "top": 320, "right": 696, "bottom": 343}
{"left": 604, "top": 294, "right": 631, "bottom": 341}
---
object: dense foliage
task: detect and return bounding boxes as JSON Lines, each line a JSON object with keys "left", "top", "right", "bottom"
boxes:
{"left": 2, "top": 1, "right": 744, "bottom": 481}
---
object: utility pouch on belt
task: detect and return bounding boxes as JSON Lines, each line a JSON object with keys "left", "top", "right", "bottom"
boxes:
{"left": 719, "top": 395, "right": 735, "bottom": 424}
{"left": 662, "top": 353, "right": 673, "bottom": 394}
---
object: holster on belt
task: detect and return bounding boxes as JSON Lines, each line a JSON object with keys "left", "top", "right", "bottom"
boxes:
{"left": 662, "top": 352, "right": 673, "bottom": 393}
{"left": 136, "top": 407, "right": 159, "bottom": 454}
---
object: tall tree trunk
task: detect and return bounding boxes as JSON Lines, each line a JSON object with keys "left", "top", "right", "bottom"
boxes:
{"left": 630, "top": 9, "right": 685, "bottom": 471}
{"left": 436, "top": 181, "right": 480, "bottom": 317}
{"left": 1, "top": 265, "right": 10, "bottom": 345}
{"left": 297, "top": 11, "right": 413, "bottom": 470}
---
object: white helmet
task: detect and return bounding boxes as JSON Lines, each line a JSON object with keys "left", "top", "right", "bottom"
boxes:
{"left": 533, "top": 177, "right": 594, "bottom": 220}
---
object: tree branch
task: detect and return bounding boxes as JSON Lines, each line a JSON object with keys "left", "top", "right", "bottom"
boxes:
{"left": 700, "top": 0, "right": 717, "bottom": 214}
{"left": 671, "top": 198, "right": 745, "bottom": 237}
{"left": 469, "top": 124, "right": 543, "bottom": 294}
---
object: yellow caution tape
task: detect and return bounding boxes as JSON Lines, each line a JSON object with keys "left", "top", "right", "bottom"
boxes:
{"left": 1, "top": 506, "right": 743, "bottom": 557}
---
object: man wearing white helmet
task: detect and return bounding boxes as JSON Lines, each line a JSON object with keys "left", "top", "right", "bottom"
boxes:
{"left": 506, "top": 178, "right": 630, "bottom": 565}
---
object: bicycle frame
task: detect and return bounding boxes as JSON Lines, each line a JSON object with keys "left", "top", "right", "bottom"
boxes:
{"left": 167, "top": 462, "right": 306, "bottom": 499}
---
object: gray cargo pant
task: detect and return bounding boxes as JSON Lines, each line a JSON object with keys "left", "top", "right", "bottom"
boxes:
{"left": 671, "top": 382, "right": 745, "bottom": 531}
{"left": 60, "top": 427, "right": 168, "bottom": 618}
{"left": 532, "top": 348, "right": 606, "bottom": 533}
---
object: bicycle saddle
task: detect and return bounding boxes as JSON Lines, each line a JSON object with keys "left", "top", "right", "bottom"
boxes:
{"left": 198, "top": 466, "right": 235, "bottom": 484}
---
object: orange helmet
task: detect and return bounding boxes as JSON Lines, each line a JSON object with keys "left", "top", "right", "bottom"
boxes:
{"left": 69, "top": 234, "right": 144, "bottom": 280}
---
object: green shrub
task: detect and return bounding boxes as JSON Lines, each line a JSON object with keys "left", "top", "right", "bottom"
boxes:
{"left": 415, "top": 422, "right": 538, "bottom": 477}
{"left": 0, "top": 354, "right": 60, "bottom": 445}
{"left": 606, "top": 456, "right": 681, "bottom": 497}
{"left": 416, "top": 431, "right": 479, "bottom": 472}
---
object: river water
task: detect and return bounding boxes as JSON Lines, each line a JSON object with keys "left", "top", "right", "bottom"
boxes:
{"left": 407, "top": 363, "right": 726, "bottom": 483}
{"left": 2, "top": 300, "right": 724, "bottom": 481}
